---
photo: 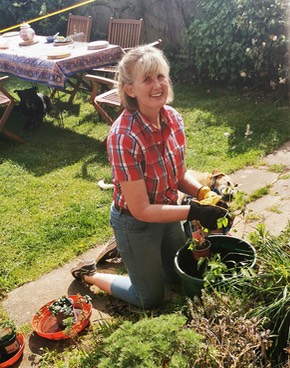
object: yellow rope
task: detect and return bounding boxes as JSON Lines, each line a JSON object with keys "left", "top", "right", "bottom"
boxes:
{"left": 0, "top": 0, "right": 96, "bottom": 34}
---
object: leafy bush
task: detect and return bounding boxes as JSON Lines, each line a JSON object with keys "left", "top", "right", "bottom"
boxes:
{"left": 95, "top": 314, "right": 210, "bottom": 367}
{"left": 186, "top": 0, "right": 288, "bottom": 89}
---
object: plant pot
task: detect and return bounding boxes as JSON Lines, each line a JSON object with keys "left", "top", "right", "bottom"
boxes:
{"left": 191, "top": 239, "right": 211, "bottom": 261}
{"left": 55, "top": 310, "right": 77, "bottom": 328}
{"left": 0, "top": 333, "right": 24, "bottom": 368}
{"left": 174, "top": 235, "right": 256, "bottom": 298}
{"left": 0, "top": 333, "right": 20, "bottom": 363}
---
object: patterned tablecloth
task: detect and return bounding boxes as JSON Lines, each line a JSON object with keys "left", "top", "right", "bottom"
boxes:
{"left": 0, "top": 35, "right": 124, "bottom": 89}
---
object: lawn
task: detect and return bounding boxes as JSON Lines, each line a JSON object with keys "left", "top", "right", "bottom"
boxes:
{"left": 1, "top": 76, "right": 290, "bottom": 366}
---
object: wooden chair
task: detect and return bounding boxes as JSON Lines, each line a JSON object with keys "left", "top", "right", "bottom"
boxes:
{"left": 66, "top": 14, "right": 92, "bottom": 42}
{"left": 85, "top": 74, "right": 121, "bottom": 125}
{"left": 86, "top": 40, "right": 163, "bottom": 126}
{"left": 108, "top": 17, "right": 143, "bottom": 50}
{"left": 94, "top": 18, "right": 143, "bottom": 77}
{"left": 50, "top": 14, "right": 93, "bottom": 103}
{"left": 0, "top": 76, "right": 24, "bottom": 143}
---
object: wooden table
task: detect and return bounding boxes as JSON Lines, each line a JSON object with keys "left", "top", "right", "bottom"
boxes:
{"left": 0, "top": 34, "right": 124, "bottom": 101}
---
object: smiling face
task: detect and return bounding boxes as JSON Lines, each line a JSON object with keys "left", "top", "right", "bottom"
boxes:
{"left": 117, "top": 45, "right": 173, "bottom": 113}
{"left": 125, "top": 68, "right": 169, "bottom": 119}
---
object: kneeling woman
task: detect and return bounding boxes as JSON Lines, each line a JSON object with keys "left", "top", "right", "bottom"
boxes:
{"left": 71, "top": 44, "right": 226, "bottom": 308}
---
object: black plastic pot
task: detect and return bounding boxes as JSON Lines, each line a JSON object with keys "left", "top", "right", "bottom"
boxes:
{"left": 174, "top": 235, "right": 256, "bottom": 298}
{"left": 0, "top": 333, "right": 20, "bottom": 363}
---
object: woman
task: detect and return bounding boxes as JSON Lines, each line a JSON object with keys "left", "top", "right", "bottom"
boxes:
{"left": 71, "top": 45, "right": 226, "bottom": 308}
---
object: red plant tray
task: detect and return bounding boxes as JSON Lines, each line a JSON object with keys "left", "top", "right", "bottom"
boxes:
{"left": 0, "top": 333, "right": 25, "bottom": 368}
{"left": 31, "top": 295, "right": 92, "bottom": 340}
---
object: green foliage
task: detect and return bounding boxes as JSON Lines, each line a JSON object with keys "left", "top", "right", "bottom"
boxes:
{"left": 95, "top": 314, "right": 206, "bottom": 367}
{"left": 0, "top": 0, "right": 104, "bottom": 38}
{"left": 48, "top": 296, "right": 75, "bottom": 317}
{"left": 227, "top": 230, "right": 290, "bottom": 357}
{"left": 0, "top": 0, "right": 71, "bottom": 35}
{"left": 201, "top": 253, "right": 229, "bottom": 284}
{"left": 186, "top": 0, "right": 288, "bottom": 89}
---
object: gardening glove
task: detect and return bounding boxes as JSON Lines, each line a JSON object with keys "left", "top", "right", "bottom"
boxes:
{"left": 187, "top": 200, "right": 227, "bottom": 230}
{"left": 198, "top": 185, "right": 222, "bottom": 205}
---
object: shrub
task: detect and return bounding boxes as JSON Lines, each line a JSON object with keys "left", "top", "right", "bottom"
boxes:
{"left": 95, "top": 314, "right": 210, "bottom": 367}
{"left": 186, "top": 0, "right": 288, "bottom": 89}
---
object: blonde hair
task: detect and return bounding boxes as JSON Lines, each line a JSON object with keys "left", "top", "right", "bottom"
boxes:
{"left": 117, "top": 45, "right": 173, "bottom": 110}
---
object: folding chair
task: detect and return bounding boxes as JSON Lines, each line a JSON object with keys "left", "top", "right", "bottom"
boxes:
{"left": 85, "top": 74, "right": 122, "bottom": 126}
{"left": 0, "top": 76, "right": 25, "bottom": 143}
{"left": 66, "top": 14, "right": 92, "bottom": 42}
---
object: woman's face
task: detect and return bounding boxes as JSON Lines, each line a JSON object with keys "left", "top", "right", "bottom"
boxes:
{"left": 125, "top": 67, "right": 169, "bottom": 115}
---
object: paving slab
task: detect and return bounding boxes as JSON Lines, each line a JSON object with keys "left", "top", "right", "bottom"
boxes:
{"left": 4, "top": 141, "right": 290, "bottom": 367}
{"left": 230, "top": 167, "right": 278, "bottom": 195}
{"left": 263, "top": 140, "right": 290, "bottom": 166}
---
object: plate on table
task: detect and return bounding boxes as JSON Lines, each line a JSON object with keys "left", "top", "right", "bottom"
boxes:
{"left": 47, "top": 50, "right": 71, "bottom": 59}
{"left": 19, "top": 38, "right": 39, "bottom": 47}
{"left": 2, "top": 31, "right": 19, "bottom": 38}
{"left": 87, "top": 40, "right": 109, "bottom": 50}
{"left": 31, "top": 295, "right": 92, "bottom": 340}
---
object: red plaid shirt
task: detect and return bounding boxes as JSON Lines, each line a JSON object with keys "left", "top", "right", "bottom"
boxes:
{"left": 107, "top": 105, "right": 186, "bottom": 208}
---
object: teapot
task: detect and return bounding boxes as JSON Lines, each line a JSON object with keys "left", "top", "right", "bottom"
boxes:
{"left": 19, "top": 23, "right": 35, "bottom": 42}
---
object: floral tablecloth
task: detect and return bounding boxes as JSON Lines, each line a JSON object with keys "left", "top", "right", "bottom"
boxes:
{"left": 0, "top": 35, "right": 124, "bottom": 89}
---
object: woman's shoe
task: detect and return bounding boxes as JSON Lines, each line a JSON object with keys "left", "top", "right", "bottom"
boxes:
{"left": 71, "top": 259, "right": 96, "bottom": 283}
{"left": 95, "top": 238, "right": 120, "bottom": 264}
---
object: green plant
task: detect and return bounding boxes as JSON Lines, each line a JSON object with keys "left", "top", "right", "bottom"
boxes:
{"left": 48, "top": 296, "right": 74, "bottom": 317}
{"left": 48, "top": 295, "right": 91, "bottom": 327}
{"left": 201, "top": 253, "right": 229, "bottom": 285}
{"left": 186, "top": 0, "right": 288, "bottom": 89}
{"left": 187, "top": 214, "right": 229, "bottom": 253}
{"left": 94, "top": 314, "right": 210, "bottom": 367}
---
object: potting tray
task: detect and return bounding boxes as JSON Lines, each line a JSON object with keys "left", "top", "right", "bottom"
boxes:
{"left": 31, "top": 295, "right": 92, "bottom": 340}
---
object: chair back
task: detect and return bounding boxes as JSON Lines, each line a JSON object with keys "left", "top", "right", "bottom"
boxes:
{"left": 66, "top": 14, "right": 92, "bottom": 42}
{"left": 108, "top": 18, "right": 143, "bottom": 49}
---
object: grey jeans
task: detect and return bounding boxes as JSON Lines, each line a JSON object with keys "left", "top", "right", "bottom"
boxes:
{"left": 109, "top": 203, "right": 186, "bottom": 308}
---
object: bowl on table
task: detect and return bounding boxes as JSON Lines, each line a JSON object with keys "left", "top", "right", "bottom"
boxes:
{"left": 46, "top": 36, "right": 55, "bottom": 43}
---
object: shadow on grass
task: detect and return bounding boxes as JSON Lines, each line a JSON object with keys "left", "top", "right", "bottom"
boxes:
{"left": 0, "top": 108, "right": 108, "bottom": 177}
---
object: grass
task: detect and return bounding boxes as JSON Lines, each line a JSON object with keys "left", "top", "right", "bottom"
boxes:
{"left": 1, "top": 76, "right": 290, "bottom": 293}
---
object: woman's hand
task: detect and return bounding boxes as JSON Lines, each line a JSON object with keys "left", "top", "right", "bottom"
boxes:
{"left": 187, "top": 200, "right": 227, "bottom": 230}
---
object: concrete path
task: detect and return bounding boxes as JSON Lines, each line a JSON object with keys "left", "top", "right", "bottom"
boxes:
{"left": 3, "top": 140, "right": 290, "bottom": 367}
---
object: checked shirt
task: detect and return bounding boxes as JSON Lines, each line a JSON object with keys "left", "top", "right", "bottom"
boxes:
{"left": 107, "top": 105, "right": 186, "bottom": 209}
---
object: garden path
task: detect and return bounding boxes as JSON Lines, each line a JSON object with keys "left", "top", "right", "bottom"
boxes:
{"left": 3, "top": 140, "right": 290, "bottom": 367}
